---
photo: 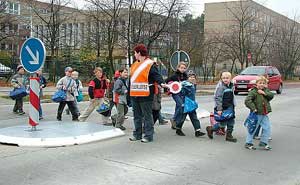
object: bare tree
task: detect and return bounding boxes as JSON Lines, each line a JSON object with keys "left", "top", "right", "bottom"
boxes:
{"left": 0, "top": 1, "right": 18, "bottom": 44}
{"left": 84, "top": 0, "right": 123, "bottom": 75}
{"left": 218, "top": 0, "right": 273, "bottom": 70}
{"left": 25, "top": 0, "right": 74, "bottom": 81}
{"left": 270, "top": 15, "right": 300, "bottom": 79}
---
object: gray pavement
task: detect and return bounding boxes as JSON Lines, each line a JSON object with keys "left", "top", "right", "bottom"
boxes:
{"left": 0, "top": 87, "right": 300, "bottom": 185}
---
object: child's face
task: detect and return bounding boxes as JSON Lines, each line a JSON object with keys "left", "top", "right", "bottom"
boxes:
{"left": 256, "top": 80, "right": 266, "bottom": 90}
{"left": 177, "top": 64, "right": 187, "bottom": 73}
{"left": 188, "top": 75, "right": 196, "bottom": 84}
{"left": 72, "top": 73, "right": 78, "bottom": 79}
{"left": 221, "top": 74, "right": 231, "bottom": 85}
{"left": 18, "top": 68, "right": 25, "bottom": 75}
{"left": 95, "top": 70, "right": 103, "bottom": 78}
{"left": 121, "top": 70, "right": 128, "bottom": 78}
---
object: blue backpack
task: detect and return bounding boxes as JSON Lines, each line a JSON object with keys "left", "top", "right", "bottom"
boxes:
{"left": 244, "top": 112, "right": 258, "bottom": 134}
{"left": 184, "top": 96, "right": 198, "bottom": 113}
{"left": 52, "top": 79, "right": 72, "bottom": 103}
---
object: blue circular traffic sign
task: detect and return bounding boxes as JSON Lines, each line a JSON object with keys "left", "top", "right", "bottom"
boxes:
{"left": 20, "top": 38, "right": 46, "bottom": 73}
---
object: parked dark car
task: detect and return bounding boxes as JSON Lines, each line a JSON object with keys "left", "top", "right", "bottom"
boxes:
{"left": 232, "top": 66, "right": 283, "bottom": 95}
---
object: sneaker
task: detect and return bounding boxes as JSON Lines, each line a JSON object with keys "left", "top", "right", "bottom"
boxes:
{"left": 18, "top": 111, "right": 25, "bottom": 115}
{"left": 39, "top": 117, "right": 44, "bottom": 120}
{"left": 170, "top": 119, "right": 176, "bottom": 129}
{"left": 129, "top": 137, "right": 141, "bottom": 141}
{"left": 117, "top": 125, "right": 126, "bottom": 131}
{"left": 159, "top": 120, "right": 168, "bottom": 125}
{"left": 245, "top": 143, "right": 256, "bottom": 150}
{"left": 72, "top": 118, "right": 79, "bottom": 121}
{"left": 141, "top": 138, "right": 152, "bottom": 143}
{"left": 254, "top": 136, "right": 261, "bottom": 140}
{"left": 195, "top": 130, "right": 206, "bottom": 137}
{"left": 124, "top": 116, "right": 128, "bottom": 119}
{"left": 259, "top": 142, "right": 272, "bottom": 150}
{"left": 57, "top": 117, "right": 62, "bottom": 121}
{"left": 206, "top": 126, "right": 213, "bottom": 139}
{"left": 176, "top": 129, "right": 185, "bottom": 136}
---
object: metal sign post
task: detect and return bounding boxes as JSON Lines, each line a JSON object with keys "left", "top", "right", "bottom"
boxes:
{"left": 20, "top": 38, "right": 46, "bottom": 130}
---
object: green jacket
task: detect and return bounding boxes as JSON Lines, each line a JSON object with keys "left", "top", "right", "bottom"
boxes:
{"left": 244, "top": 87, "right": 274, "bottom": 115}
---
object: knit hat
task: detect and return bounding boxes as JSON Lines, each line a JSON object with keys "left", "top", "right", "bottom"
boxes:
{"left": 187, "top": 70, "right": 196, "bottom": 77}
{"left": 64, "top": 66, "right": 73, "bottom": 72}
{"left": 16, "top": 65, "right": 24, "bottom": 71}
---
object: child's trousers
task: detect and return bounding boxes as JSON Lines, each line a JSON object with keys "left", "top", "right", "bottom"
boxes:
{"left": 246, "top": 115, "right": 271, "bottom": 145}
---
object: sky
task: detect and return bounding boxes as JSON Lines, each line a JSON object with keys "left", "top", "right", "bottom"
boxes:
{"left": 74, "top": 0, "right": 300, "bottom": 18}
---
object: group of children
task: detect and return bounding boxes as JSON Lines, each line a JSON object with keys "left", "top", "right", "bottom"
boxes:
{"left": 10, "top": 62, "right": 274, "bottom": 150}
{"left": 167, "top": 62, "right": 273, "bottom": 150}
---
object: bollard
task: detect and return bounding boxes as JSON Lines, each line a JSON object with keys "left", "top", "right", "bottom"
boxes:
{"left": 29, "top": 77, "right": 40, "bottom": 128}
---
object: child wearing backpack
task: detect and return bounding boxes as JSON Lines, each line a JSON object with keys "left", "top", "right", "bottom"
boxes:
{"left": 165, "top": 62, "right": 188, "bottom": 129}
{"left": 244, "top": 76, "right": 273, "bottom": 150}
{"left": 175, "top": 71, "right": 206, "bottom": 137}
{"left": 66, "top": 71, "right": 83, "bottom": 116}
{"left": 206, "top": 71, "right": 237, "bottom": 142}
{"left": 111, "top": 68, "right": 129, "bottom": 130}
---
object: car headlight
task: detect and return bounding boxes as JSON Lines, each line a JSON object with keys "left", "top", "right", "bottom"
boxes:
{"left": 250, "top": 80, "right": 256, "bottom": 84}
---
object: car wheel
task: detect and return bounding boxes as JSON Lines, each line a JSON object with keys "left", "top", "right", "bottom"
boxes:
{"left": 276, "top": 84, "right": 282, "bottom": 94}
{"left": 234, "top": 91, "right": 238, "bottom": 95}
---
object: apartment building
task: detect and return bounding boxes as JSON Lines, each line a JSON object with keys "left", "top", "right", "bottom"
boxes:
{"left": 204, "top": 0, "right": 300, "bottom": 71}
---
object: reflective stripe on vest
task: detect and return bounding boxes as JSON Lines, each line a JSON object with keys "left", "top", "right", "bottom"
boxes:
{"left": 130, "top": 59, "right": 154, "bottom": 97}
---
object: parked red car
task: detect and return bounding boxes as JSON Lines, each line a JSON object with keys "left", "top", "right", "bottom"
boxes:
{"left": 232, "top": 66, "right": 283, "bottom": 95}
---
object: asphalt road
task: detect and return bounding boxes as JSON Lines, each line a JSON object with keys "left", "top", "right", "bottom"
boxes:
{"left": 0, "top": 86, "right": 299, "bottom": 185}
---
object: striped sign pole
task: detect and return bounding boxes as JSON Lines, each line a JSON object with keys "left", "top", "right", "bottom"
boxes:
{"left": 29, "top": 77, "right": 40, "bottom": 129}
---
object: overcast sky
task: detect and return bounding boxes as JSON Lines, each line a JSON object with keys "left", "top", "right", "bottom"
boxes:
{"left": 74, "top": 0, "right": 300, "bottom": 18}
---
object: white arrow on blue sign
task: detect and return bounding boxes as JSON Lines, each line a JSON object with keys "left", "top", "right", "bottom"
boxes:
{"left": 20, "top": 38, "right": 46, "bottom": 73}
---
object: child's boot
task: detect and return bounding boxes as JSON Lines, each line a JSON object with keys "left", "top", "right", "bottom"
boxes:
{"left": 206, "top": 126, "right": 213, "bottom": 139}
{"left": 225, "top": 131, "right": 237, "bottom": 142}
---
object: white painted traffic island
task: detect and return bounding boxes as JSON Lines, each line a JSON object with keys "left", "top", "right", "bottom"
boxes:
{"left": 0, "top": 121, "right": 125, "bottom": 147}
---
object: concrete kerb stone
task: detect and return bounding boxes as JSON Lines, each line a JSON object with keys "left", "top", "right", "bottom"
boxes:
{"left": 0, "top": 121, "right": 125, "bottom": 147}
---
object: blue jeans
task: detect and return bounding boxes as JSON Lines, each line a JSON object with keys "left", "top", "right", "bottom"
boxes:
{"left": 212, "top": 118, "right": 235, "bottom": 132}
{"left": 131, "top": 98, "right": 154, "bottom": 141}
{"left": 177, "top": 110, "right": 201, "bottom": 130}
{"left": 172, "top": 94, "right": 184, "bottom": 124}
{"left": 246, "top": 115, "right": 271, "bottom": 145}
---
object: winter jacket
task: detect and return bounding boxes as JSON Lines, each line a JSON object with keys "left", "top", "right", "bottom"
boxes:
{"left": 214, "top": 81, "right": 236, "bottom": 111}
{"left": 11, "top": 73, "right": 28, "bottom": 89}
{"left": 113, "top": 77, "right": 128, "bottom": 105}
{"left": 56, "top": 76, "right": 76, "bottom": 101}
{"left": 245, "top": 87, "right": 274, "bottom": 115}
{"left": 88, "top": 77, "right": 107, "bottom": 99}
{"left": 165, "top": 70, "right": 188, "bottom": 84}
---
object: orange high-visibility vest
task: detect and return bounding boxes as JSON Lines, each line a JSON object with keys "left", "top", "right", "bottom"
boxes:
{"left": 130, "top": 59, "right": 154, "bottom": 97}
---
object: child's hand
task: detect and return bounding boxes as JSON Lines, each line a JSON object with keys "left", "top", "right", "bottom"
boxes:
{"left": 217, "top": 111, "right": 222, "bottom": 116}
{"left": 257, "top": 89, "right": 266, "bottom": 95}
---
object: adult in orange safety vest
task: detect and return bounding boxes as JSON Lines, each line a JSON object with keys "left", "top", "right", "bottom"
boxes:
{"left": 129, "top": 44, "right": 165, "bottom": 143}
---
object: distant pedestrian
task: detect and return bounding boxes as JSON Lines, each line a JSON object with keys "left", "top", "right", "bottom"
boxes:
{"left": 165, "top": 62, "right": 188, "bottom": 129}
{"left": 36, "top": 69, "right": 47, "bottom": 120}
{"left": 244, "top": 76, "right": 273, "bottom": 150}
{"left": 175, "top": 70, "right": 206, "bottom": 137}
{"left": 111, "top": 68, "right": 129, "bottom": 130}
{"left": 66, "top": 71, "right": 82, "bottom": 116}
{"left": 56, "top": 67, "right": 79, "bottom": 121}
{"left": 78, "top": 67, "right": 109, "bottom": 124}
{"left": 11, "top": 65, "right": 28, "bottom": 115}
{"left": 206, "top": 71, "right": 237, "bottom": 142}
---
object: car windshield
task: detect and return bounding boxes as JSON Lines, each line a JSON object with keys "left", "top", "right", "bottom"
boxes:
{"left": 240, "top": 67, "right": 265, "bottom": 75}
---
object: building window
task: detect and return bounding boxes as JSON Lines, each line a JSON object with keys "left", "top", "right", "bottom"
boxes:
{"left": 7, "top": 2, "right": 20, "bottom": 15}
